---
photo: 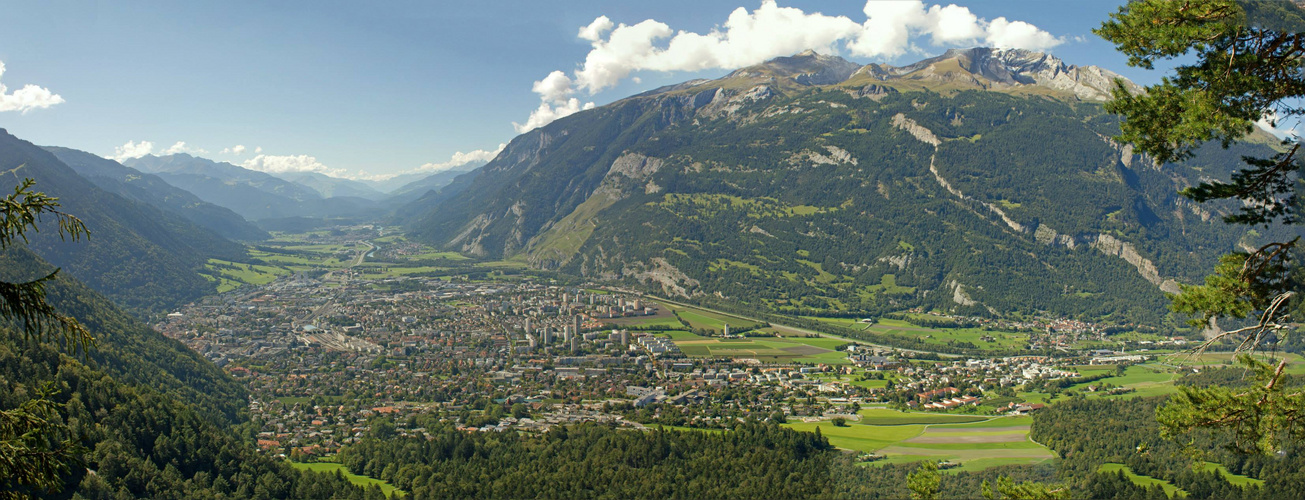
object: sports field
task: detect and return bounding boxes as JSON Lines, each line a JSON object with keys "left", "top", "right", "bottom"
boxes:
{"left": 665, "top": 334, "right": 852, "bottom": 364}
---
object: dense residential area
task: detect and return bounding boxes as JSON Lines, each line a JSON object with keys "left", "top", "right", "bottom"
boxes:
{"left": 142, "top": 230, "right": 1216, "bottom": 467}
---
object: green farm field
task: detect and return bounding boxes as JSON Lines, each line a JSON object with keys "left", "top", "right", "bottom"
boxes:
{"left": 204, "top": 259, "right": 290, "bottom": 292}
{"left": 862, "top": 318, "right": 1028, "bottom": 350}
{"left": 1159, "top": 352, "right": 1305, "bottom": 375}
{"left": 784, "top": 409, "right": 1054, "bottom": 472}
{"left": 673, "top": 308, "right": 763, "bottom": 332}
{"left": 1020, "top": 364, "right": 1182, "bottom": 404}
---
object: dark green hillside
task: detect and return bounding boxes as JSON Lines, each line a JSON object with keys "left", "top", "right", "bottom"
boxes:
{"left": 341, "top": 420, "right": 871, "bottom": 499}
{"left": 0, "top": 248, "right": 245, "bottom": 420}
{"left": 406, "top": 50, "right": 1291, "bottom": 324}
{"left": 44, "top": 146, "right": 268, "bottom": 241}
{"left": 0, "top": 248, "right": 367, "bottom": 499}
{"left": 0, "top": 129, "right": 241, "bottom": 314}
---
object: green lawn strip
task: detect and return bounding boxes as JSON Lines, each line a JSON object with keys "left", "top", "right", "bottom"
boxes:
{"left": 660, "top": 331, "right": 711, "bottom": 341}
{"left": 890, "top": 440, "right": 1045, "bottom": 451}
{"left": 863, "top": 454, "right": 935, "bottom": 467}
{"left": 291, "top": 462, "right": 404, "bottom": 497}
{"left": 1099, "top": 463, "right": 1186, "bottom": 498}
{"left": 1199, "top": 462, "right": 1264, "bottom": 487}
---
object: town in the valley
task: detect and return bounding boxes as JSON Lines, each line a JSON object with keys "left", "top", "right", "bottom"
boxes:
{"left": 153, "top": 227, "right": 1206, "bottom": 465}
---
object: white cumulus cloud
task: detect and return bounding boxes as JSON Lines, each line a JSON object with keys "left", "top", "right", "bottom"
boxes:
{"left": 578, "top": 16, "right": 615, "bottom": 42}
{"left": 220, "top": 144, "right": 247, "bottom": 155}
{"left": 419, "top": 143, "right": 507, "bottom": 172}
{"left": 532, "top": 71, "right": 576, "bottom": 103}
{"left": 242, "top": 154, "right": 345, "bottom": 177}
{"left": 0, "top": 61, "right": 65, "bottom": 114}
{"left": 515, "top": 0, "right": 1064, "bottom": 131}
{"left": 513, "top": 98, "right": 595, "bottom": 133}
{"left": 110, "top": 140, "right": 155, "bottom": 161}
{"left": 983, "top": 17, "right": 1063, "bottom": 51}
{"left": 162, "top": 141, "right": 207, "bottom": 155}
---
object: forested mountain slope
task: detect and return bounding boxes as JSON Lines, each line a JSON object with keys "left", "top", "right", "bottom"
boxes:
{"left": 405, "top": 48, "right": 1289, "bottom": 323}
{"left": 0, "top": 248, "right": 370, "bottom": 499}
{"left": 0, "top": 129, "right": 243, "bottom": 314}
{"left": 44, "top": 146, "right": 268, "bottom": 241}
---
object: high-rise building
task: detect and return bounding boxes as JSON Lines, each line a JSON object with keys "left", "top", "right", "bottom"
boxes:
{"left": 570, "top": 335, "right": 579, "bottom": 353}
{"left": 574, "top": 316, "right": 581, "bottom": 337}
{"left": 542, "top": 327, "right": 552, "bottom": 345}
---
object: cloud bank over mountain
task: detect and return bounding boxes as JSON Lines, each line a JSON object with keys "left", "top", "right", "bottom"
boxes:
{"left": 514, "top": 0, "right": 1064, "bottom": 132}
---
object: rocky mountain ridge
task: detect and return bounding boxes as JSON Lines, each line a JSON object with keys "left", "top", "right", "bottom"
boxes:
{"left": 400, "top": 48, "right": 1286, "bottom": 322}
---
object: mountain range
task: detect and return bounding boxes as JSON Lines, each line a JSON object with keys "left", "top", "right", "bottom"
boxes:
{"left": 0, "top": 129, "right": 249, "bottom": 313}
{"left": 117, "top": 153, "right": 479, "bottom": 223}
{"left": 44, "top": 146, "right": 269, "bottom": 241}
{"left": 400, "top": 47, "right": 1291, "bottom": 323}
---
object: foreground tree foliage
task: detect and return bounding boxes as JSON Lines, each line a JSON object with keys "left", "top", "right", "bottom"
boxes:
{"left": 0, "top": 178, "right": 91, "bottom": 498}
{"left": 340, "top": 419, "right": 1077, "bottom": 499}
{"left": 1098, "top": 0, "right": 1305, "bottom": 455}
{"left": 342, "top": 421, "right": 846, "bottom": 499}
{"left": 0, "top": 179, "right": 365, "bottom": 498}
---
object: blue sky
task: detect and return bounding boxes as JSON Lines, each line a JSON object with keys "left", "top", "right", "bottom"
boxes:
{"left": 0, "top": 0, "right": 1148, "bottom": 180}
